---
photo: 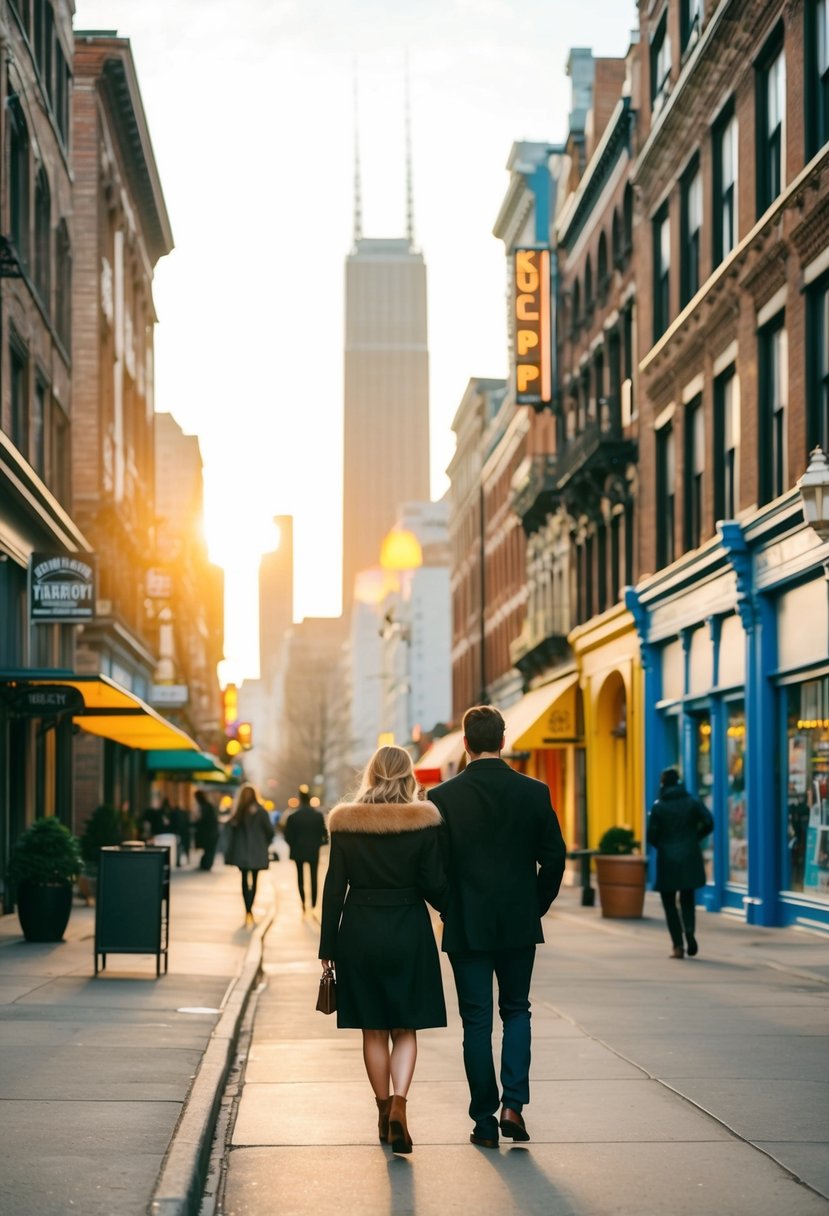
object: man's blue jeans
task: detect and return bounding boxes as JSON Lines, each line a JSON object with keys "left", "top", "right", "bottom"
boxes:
{"left": 449, "top": 946, "right": 536, "bottom": 1133}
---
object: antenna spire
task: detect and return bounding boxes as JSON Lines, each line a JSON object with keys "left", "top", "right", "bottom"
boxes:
{"left": 405, "top": 51, "right": 414, "bottom": 248}
{"left": 353, "top": 63, "right": 363, "bottom": 245}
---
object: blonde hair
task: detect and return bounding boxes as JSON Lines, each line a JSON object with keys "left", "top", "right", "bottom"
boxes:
{"left": 354, "top": 745, "right": 419, "bottom": 805}
{"left": 230, "top": 782, "right": 259, "bottom": 824}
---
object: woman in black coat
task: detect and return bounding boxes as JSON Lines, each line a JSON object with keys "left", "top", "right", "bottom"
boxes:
{"left": 225, "top": 783, "right": 274, "bottom": 925}
{"left": 647, "top": 767, "right": 715, "bottom": 958}
{"left": 319, "top": 745, "right": 447, "bottom": 1155}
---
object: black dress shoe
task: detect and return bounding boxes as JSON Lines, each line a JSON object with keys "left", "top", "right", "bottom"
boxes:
{"left": 470, "top": 1130, "right": 499, "bottom": 1148}
{"left": 500, "top": 1106, "right": 530, "bottom": 1142}
{"left": 686, "top": 935, "right": 699, "bottom": 957}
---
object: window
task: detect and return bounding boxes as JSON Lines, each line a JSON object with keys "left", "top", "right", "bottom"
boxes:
{"left": 34, "top": 168, "right": 51, "bottom": 307}
{"left": 806, "top": 0, "right": 829, "bottom": 157}
{"left": 32, "top": 380, "right": 46, "bottom": 477}
{"left": 584, "top": 256, "right": 593, "bottom": 319}
{"left": 714, "top": 367, "right": 740, "bottom": 520}
{"left": 656, "top": 422, "right": 676, "bottom": 567}
{"left": 623, "top": 184, "right": 634, "bottom": 256}
{"left": 653, "top": 204, "right": 670, "bottom": 339}
{"left": 608, "top": 328, "right": 622, "bottom": 427}
{"left": 597, "top": 232, "right": 609, "bottom": 303}
{"left": 680, "top": 158, "right": 702, "bottom": 305}
{"left": 594, "top": 347, "right": 606, "bottom": 428}
{"left": 786, "top": 678, "right": 829, "bottom": 900}
{"left": 571, "top": 279, "right": 581, "bottom": 337}
{"left": 54, "top": 41, "right": 71, "bottom": 146}
{"left": 713, "top": 102, "right": 738, "bottom": 264}
{"left": 10, "top": 342, "right": 28, "bottom": 458}
{"left": 806, "top": 274, "right": 829, "bottom": 454}
{"left": 651, "top": 12, "right": 672, "bottom": 105}
{"left": 55, "top": 219, "right": 71, "bottom": 348}
{"left": 756, "top": 31, "right": 785, "bottom": 216}
{"left": 612, "top": 207, "right": 622, "bottom": 268}
{"left": 8, "top": 95, "right": 30, "bottom": 270}
{"left": 758, "top": 315, "right": 787, "bottom": 504}
{"left": 683, "top": 396, "right": 705, "bottom": 549}
{"left": 610, "top": 513, "right": 621, "bottom": 603}
{"left": 681, "top": 0, "right": 703, "bottom": 50}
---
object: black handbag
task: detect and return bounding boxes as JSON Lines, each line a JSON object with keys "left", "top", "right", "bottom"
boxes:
{"left": 316, "top": 965, "right": 336, "bottom": 1015}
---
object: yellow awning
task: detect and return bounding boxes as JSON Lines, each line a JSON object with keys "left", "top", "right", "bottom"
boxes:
{"left": 2, "top": 674, "right": 199, "bottom": 751}
{"left": 502, "top": 672, "right": 580, "bottom": 751}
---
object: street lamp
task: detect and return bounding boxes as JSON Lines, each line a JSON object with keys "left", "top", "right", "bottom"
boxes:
{"left": 798, "top": 447, "right": 829, "bottom": 542}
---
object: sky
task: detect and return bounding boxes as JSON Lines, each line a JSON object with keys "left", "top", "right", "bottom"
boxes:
{"left": 74, "top": 0, "right": 636, "bottom": 684}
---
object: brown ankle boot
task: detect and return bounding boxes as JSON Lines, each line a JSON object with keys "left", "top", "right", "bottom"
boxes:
{"left": 375, "top": 1096, "right": 391, "bottom": 1142}
{"left": 388, "top": 1094, "right": 413, "bottom": 1154}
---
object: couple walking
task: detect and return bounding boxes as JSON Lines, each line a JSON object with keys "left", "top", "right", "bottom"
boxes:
{"left": 319, "top": 704, "right": 566, "bottom": 1154}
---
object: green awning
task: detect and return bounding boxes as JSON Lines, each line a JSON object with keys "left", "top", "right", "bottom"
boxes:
{"left": 146, "top": 749, "right": 225, "bottom": 775}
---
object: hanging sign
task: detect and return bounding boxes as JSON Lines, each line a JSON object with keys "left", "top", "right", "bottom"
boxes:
{"left": 11, "top": 684, "right": 85, "bottom": 717}
{"left": 30, "top": 553, "right": 96, "bottom": 622}
{"left": 513, "top": 247, "right": 552, "bottom": 408}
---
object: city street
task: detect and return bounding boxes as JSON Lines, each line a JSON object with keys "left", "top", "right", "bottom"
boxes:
{"left": 218, "top": 855, "right": 829, "bottom": 1216}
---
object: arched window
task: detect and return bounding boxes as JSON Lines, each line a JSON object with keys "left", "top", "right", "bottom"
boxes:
{"left": 571, "top": 279, "right": 581, "bottom": 336}
{"left": 611, "top": 207, "right": 622, "bottom": 268}
{"left": 34, "top": 167, "right": 51, "bottom": 305}
{"left": 8, "top": 94, "right": 30, "bottom": 270}
{"left": 55, "top": 219, "right": 71, "bottom": 348}
{"left": 584, "top": 255, "right": 594, "bottom": 318}
{"left": 623, "top": 183, "right": 634, "bottom": 257}
{"left": 597, "top": 232, "right": 609, "bottom": 302}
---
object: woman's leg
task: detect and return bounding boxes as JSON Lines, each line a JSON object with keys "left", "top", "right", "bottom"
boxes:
{"left": 389, "top": 1028, "right": 417, "bottom": 1097}
{"left": 249, "top": 869, "right": 259, "bottom": 906}
{"left": 240, "top": 870, "right": 252, "bottom": 913}
{"left": 294, "top": 860, "right": 306, "bottom": 907}
{"left": 361, "top": 1030, "right": 391, "bottom": 1098}
{"left": 659, "top": 890, "right": 684, "bottom": 950}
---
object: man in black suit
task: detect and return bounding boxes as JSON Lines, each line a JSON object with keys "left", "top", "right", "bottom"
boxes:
{"left": 430, "top": 704, "right": 566, "bottom": 1148}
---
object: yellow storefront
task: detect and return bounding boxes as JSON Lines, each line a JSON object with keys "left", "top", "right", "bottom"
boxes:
{"left": 568, "top": 602, "right": 644, "bottom": 850}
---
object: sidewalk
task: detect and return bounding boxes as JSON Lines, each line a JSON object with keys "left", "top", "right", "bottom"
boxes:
{"left": 223, "top": 865, "right": 829, "bottom": 1216}
{"left": 0, "top": 855, "right": 273, "bottom": 1216}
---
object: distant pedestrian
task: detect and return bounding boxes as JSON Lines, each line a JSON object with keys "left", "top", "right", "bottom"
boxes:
{"left": 224, "top": 783, "right": 274, "bottom": 924}
{"left": 194, "top": 790, "right": 219, "bottom": 872}
{"left": 283, "top": 785, "right": 328, "bottom": 910}
{"left": 319, "top": 745, "right": 447, "bottom": 1155}
{"left": 170, "top": 803, "right": 191, "bottom": 867}
{"left": 647, "top": 767, "right": 714, "bottom": 959}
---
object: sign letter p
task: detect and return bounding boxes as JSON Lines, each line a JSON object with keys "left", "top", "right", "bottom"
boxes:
{"left": 517, "top": 366, "right": 540, "bottom": 393}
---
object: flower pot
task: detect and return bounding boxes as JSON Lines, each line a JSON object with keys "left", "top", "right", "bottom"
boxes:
{"left": 16, "top": 879, "right": 73, "bottom": 942}
{"left": 595, "top": 855, "right": 647, "bottom": 918}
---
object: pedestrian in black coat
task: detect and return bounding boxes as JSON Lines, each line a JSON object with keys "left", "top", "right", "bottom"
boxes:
{"left": 283, "top": 786, "right": 328, "bottom": 910}
{"left": 647, "top": 767, "right": 714, "bottom": 958}
{"left": 194, "top": 791, "right": 219, "bottom": 872}
{"left": 430, "top": 703, "right": 567, "bottom": 1149}
{"left": 225, "top": 783, "right": 274, "bottom": 924}
{"left": 319, "top": 745, "right": 447, "bottom": 1155}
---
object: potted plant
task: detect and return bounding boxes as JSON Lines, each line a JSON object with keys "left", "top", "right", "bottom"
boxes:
{"left": 10, "top": 817, "right": 82, "bottom": 942}
{"left": 594, "top": 826, "right": 647, "bottom": 918}
{"left": 78, "top": 804, "right": 127, "bottom": 903}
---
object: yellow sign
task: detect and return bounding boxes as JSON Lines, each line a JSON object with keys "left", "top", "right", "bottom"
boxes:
{"left": 514, "top": 248, "right": 552, "bottom": 407}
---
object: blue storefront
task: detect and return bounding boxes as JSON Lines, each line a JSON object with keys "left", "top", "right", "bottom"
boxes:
{"left": 627, "top": 489, "right": 829, "bottom": 931}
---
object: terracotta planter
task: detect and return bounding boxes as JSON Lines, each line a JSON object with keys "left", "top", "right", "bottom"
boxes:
{"left": 16, "top": 880, "right": 73, "bottom": 942}
{"left": 595, "top": 855, "right": 647, "bottom": 919}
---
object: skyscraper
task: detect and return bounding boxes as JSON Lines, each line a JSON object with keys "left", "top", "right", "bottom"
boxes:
{"left": 341, "top": 93, "right": 430, "bottom": 613}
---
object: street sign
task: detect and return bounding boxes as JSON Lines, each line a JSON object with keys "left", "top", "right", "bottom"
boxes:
{"left": 513, "top": 247, "right": 552, "bottom": 408}
{"left": 10, "top": 684, "right": 85, "bottom": 717}
{"left": 30, "top": 553, "right": 96, "bottom": 622}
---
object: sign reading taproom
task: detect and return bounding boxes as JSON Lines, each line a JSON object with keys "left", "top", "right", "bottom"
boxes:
{"left": 513, "top": 247, "right": 552, "bottom": 408}
{"left": 30, "top": 553, "right": 96, "bottom": 622}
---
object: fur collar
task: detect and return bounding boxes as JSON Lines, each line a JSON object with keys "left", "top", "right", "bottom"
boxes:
{"left": 327, "top": 800, "right": 442, "bottom": 835}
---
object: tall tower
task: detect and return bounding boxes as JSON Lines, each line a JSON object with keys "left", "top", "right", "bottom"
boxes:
{"left": 342, "top": 80, "right": 430, "bottom": 614}
{"left": 259, "top": 515, "right": 293, "bottom": 684}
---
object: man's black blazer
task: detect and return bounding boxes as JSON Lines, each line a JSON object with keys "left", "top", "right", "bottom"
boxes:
{"left": 430, "top": 758, "right": 566, "bottom": 954}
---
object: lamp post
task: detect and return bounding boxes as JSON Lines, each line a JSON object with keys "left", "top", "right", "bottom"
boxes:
{"left": 798, "top": 447, "right": 829, "bottom": 542}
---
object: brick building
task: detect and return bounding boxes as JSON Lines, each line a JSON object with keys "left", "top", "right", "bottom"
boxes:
{"left": 628, "top": 0, "right": 829, "bottom": 928}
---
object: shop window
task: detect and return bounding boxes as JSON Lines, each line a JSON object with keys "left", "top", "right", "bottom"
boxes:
{"left": 758, "top": 315, "right": 787, "bottom": 504}
{"left": 805, "top": 0, "right": 829, "bottom": 158}
{"left": 653, "top": 204, "right": 670, "bottom": 340}
{"left": 785, "top": 678, "right": 829, "bottom": 900}
{"left": 726, "top": 702, "right": 747, "bottom": 885}
{"left": 756, "top": 28, "right": 785, "bottom": 216}
{"left": 806, "top": 273, "right": 829, "bottom": 454}
{"left": 656, "top": 421, "right": 676, "bottom": 568}
{"left": 712, "top": 102, "right": 738, "bottom": 265}
{"left": 683, "top": 395, "right": 705, "bottom": 549}
{"left": 680, "top": 157, "right": 702, "bottom": 306}
{"left": 714, "top": 367, "right": 740, "bottom": 521}
{"left": 694, "top": 714, "right": 714, "bottom": 883}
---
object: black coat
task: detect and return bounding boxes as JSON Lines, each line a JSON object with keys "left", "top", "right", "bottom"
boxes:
{"left": 647, "top": 783, "right": 714, "bottom": 891}
{"left": 318, "top": 800, "right": 448, "bottom": 1030}
{"left": 284, "top": 805, "right": 328, "bottom": 862}
{"left": 430, "top": 758, "right": 567, "bottom": 954}
{"left": 226, "top": 805, "right": 274, "bottom": 871}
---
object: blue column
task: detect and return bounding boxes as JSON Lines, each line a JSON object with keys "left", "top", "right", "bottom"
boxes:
{"left": 625, "top": 588, "right": 660, "bottom": 885}
{"left": 706, "top": 615, "right": 725, "bottom": 911}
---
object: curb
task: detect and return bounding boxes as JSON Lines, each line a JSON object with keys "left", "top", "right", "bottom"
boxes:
{"left": 149, "top": 911, "right": 273, "bottom": 1216}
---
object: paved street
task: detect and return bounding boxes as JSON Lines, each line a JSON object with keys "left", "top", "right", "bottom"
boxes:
{"left": 223, "top": 856, "right": 829, "bottom": 1216}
